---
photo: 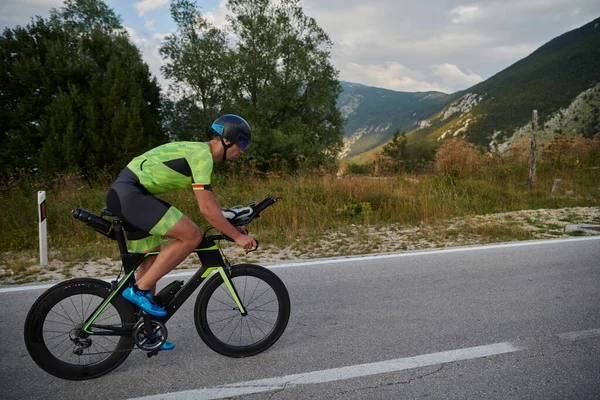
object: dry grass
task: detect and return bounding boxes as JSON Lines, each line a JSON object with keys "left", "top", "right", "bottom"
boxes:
{"left": 1, "top": 136, "right": 598, "bottom": 283}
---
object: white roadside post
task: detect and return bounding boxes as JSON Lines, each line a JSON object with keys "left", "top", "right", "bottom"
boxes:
{"left": 38, "top": 191, "right": 48, "bottom": 266}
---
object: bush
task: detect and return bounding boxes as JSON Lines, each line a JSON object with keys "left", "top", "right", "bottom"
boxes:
{"left": 345, "top": 162, "right": 374, "bottom": 175}
{"left": 434, "top": 139, "right": 482, "bottom": 178}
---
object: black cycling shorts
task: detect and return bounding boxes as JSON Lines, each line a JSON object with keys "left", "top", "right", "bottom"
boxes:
{"left": 106, "top": 168, "right": 184, "bottom": 251}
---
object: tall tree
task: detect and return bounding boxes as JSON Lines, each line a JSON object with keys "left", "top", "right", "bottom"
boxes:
{"left": 160, "top": 0, "right": 229, "bottom": 138}
{"left": 227, "top": 0, "right": 344, "bottom": 170}
{"left": 0, "top": 0, "right": 164, "bottom": 176}
{"left": 160, "top": 0, "right": 343, "bottom": 171}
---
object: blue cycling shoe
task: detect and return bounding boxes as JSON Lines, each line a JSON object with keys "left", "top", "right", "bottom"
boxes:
{"left": 144, "top": 337, "right": 175, "bottom": 351}
{"left": 122, "top": 286, "right": 167, "bottom": 317}
{"left": 158, "top": 341, "right": 175, "bottom": 351}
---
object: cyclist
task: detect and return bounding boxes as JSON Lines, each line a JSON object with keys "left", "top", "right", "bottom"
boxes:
{"left": 106, "top": 114, "right": 257, "bottom": 350}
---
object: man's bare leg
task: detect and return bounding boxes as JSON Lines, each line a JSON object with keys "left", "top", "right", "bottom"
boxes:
{"left": 135, "top": 216, "right": 201, "bottom": 291}
{"left": 137, "top": 246, "right": 159, "bottom": 295}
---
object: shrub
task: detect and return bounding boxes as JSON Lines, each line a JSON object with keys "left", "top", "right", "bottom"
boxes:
{"left": 434, "top": 139, "right": 482, "bottom": 178}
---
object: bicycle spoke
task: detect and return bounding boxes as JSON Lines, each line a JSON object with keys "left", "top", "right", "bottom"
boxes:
{"left": 211, "top": 313, "right": 240, "bottom": 327}
{"left": 43, "top": 330, "right": 70, "bottom": 335}
{"left": 44, "top": 320, "right": 75, "bottom": 328}
{"left": 69, "top": 296, "right": 83, "bottom": 322}
{"left": 210, "top": 296, "right": 236, "bottom": 309}
{"left": 44, "top": 332, "right": 69, "bottom": 342}
{"left": 249, "top": 297, "right": 278, "bottom": 311}
{"left": 244, "top": 287, "right": 271, "bottom": 308}
{"left": 226, "top": 317, "right": 242, "bottom": 343}
{"left": 245, "top": 317, "right": 254, "bottom": 344}
{"left": 241, "top": 276, "right": 248, "bottom": 303}
{"left": 245, "top": 278, "right": 261, "bottom": 306}
{"left": 82, "top": 295, "right": 95, "bottom": 320}
{"left": 247, "top": 315, "right": 268, "bottom": 337}
{"left": 80, "top": 294, "right": 84, "bottom": 323}
{"left": 49, "top": 309, "right": 76, "bottom": 325}
{"left": 218, "top": 285, "right": 235, "bottom": 303}
{"left": 54, "top": 339, "right": 74, "bottom": 358}
{"left": 246, "top": 313, "right": 275, "bottom": 325}
{"left": 57, "top": 302, "right": 78, "bottom": 325}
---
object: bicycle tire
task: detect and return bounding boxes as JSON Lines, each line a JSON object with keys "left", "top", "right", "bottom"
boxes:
{"left": 24, "top": 278, "right": 136, "bottom": 380}
{"left": 194, "top": 264, "right": 290, "bottom": 358}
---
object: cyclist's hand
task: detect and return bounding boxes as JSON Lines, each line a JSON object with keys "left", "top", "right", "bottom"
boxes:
{"left": 235, "top": 234, "right": 256, "bottom": 250}
{"left": 236, "top": 226, "right": 248, "bottom": 235}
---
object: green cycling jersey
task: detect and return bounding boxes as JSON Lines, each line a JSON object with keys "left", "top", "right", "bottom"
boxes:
{"left": 127, "top": 142, "right": 214, "bottom": 194}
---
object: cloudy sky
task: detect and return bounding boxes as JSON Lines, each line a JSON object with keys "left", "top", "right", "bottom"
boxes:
{"left": 1, "top": 0, "right": 599, "bottom": 94}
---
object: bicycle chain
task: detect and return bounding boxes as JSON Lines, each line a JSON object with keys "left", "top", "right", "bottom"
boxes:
{"left": 72, "top": 321, "right": 164, "bottom": 356}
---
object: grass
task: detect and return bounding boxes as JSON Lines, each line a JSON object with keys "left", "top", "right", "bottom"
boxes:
{"left": 1, "top": 138, "right": 599, "bottom": 283}
{"left": 2, "top": 167, "right": 598, "bottom": 253}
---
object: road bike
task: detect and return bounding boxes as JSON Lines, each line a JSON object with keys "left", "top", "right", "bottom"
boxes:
{"left": 23, "top": 196, "right": 290, "bottom": 380}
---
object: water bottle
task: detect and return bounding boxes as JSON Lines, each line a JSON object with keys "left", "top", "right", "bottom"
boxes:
{"left": 72, "top": 208, "right": 116, "bottom": 239}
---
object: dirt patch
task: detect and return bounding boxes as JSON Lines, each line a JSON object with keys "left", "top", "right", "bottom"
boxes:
{"left": 1, "top": 207, "right": 598, "bottom": 285}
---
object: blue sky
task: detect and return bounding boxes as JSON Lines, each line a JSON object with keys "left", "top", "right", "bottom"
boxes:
{"left": 1, "top": 1, "right": 599, "bottom": 93}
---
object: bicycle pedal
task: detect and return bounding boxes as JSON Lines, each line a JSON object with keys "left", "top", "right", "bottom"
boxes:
{"left": 146, "top": 350, "right": 159, "bottom": 358}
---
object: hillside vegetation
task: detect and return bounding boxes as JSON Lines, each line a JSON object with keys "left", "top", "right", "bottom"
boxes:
{"left": 408, "top": 16, "right": 600, "bottom": 148}
{"left": 337, "top": 82, "right": 459, "bottom": 157}
{"left": 2, "top": 134, "right": 598, "bottom": 282}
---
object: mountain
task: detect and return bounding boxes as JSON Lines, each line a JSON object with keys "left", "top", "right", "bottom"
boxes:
{"left": 336, "top": 82, "right": 460, "bottom": 158}
{"left": 342, "top": 16, "right": 600, "bottom": 160}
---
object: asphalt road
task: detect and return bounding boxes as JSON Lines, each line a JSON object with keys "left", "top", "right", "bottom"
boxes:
{"left": 1, "top": 237, "right": 599, "bottom": 400}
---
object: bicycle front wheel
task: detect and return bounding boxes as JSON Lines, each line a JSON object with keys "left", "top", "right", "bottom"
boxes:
{"left": 194, "top": 264, "right": 290, "bottom": 358}
{"left": 24, "top": 278, "right": 136, "bottom": 380}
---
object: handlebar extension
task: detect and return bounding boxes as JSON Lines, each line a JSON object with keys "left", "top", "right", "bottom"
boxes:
{"left": 252, "top": 196, "right": 280, "bottom": 216}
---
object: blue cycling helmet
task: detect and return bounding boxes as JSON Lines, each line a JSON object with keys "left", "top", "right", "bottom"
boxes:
{"left": 211, "top": 114, "right": 251, "bottom": 158}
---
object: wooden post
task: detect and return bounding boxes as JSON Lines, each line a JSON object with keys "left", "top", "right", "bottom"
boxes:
{"left": 551, "top": 178, "right": 561, "bottom": 195}
{"left": 528, "top": 110, "right": 538, "bottom": 188}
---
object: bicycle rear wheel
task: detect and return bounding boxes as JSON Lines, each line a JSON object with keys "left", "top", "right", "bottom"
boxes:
{"left": 24, "top": 278, "right": 136, "bottom": 380}
{"left": 194, "top": 264, "right": 290, "bottom": 357}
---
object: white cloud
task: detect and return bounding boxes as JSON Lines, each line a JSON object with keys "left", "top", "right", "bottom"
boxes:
{"left": 125, "top": 25, "right": 171, "bottom": 89}
{"left": 482, "top": 42, "right": 539, "bottom": 61}
{"left": 341, "top": 62, "right": 448, "bottom": 93}
{"left": 432, "top": 63, "right": 483, "bottom": 89}
{"left": 514, "top": 0, "right": 571, "bottom": 10}
{"left": 0, "top": 0, "right": 62, "bottom": 28}
{"left": 3, "top": 0, "right": 600, "bottom": 94}
{"left": 133, "top": 0, "right": 168, "bottom": 17}
{"left": 450, "top": 5, "right": 484, "bottom": 24}
{"left": 204, "top": 0, "right": 229, "bottom": 29}
{"left": 145, "top": 19, "right": 156, "bottom": 31}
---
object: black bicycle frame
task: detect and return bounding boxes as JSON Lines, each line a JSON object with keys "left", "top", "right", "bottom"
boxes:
{"left": 82, "top": 216, "right": 245, "bottom": 336}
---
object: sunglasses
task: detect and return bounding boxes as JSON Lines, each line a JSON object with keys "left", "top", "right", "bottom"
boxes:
{"left": 237, "top": 135, "right": 250, "bottom": 151}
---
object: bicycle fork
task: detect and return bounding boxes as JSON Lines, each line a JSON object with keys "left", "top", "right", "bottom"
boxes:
{"left": 209, "top": 267, "right": 247, "bottom": 316}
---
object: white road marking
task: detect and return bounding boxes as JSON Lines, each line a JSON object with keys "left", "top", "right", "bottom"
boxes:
{"left": 130, "top": 342, "right": 523, "bottom": 400}
{"left": 129, "top": 327, "right": 600, "bottom": 399}
{"left": 2, "top": 236, "right": 599, "bottom": 294}
{"left": 558, "top": 328, "right": 600, "bottom": 341}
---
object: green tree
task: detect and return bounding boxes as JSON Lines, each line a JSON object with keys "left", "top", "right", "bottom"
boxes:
{"left": 226, "top": 0, "right": 343, "bottom": 170}
{"left": 382, "top": 130, "right": 408, "bottom": 161}
{"left": 160, "top": 0, "right": 229, "bottom": 134}
{"left": 160, "top": 0, "right": 343, "bottom": 171}
{"left": 382, "top": 131, "right": 438, "bottom": 173}
{"left": 0, "top": 0, "right": 164, "bottom": 176}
